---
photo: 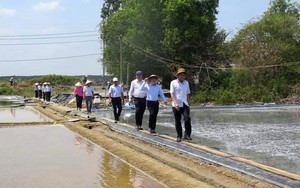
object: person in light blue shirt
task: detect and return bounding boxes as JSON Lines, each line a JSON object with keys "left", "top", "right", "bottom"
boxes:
{"left": 141, "top": 75, "right": 167, "bottom": 134}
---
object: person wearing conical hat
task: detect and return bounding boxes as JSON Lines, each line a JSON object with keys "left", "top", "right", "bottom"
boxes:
{"left": 83, "top": 80, "right": 94, "bottom": 113}
{"left": 170, "top": 68, "right": 192, "bottom": 142}
{"left": 140, "top": 74, "right": 167, "bottom": 134}
{"left": 74, "top": 82, "right": 83, "bottom": 111}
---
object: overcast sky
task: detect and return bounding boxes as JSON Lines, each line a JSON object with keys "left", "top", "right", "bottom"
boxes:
{"left": 0, "top": 0, "right": 295, "bottom": 76}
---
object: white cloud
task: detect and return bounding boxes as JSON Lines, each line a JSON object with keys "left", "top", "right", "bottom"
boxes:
{"left": 0, "top": 7, "right": 17, "bottom": 16}
{"left": 32, "top": 1, "right": 61, "bottom": 11}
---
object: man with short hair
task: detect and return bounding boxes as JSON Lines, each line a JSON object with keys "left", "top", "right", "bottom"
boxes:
{"left": 129, "top": 71, "right": 147, "bottom": 130}
{"left": 170, "top": 68, "right": 192, "bottom": 142}
{"left": 109, "top": 77, "right": 124, "bottom": 123}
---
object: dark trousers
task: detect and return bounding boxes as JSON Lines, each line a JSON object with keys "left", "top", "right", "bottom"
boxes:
{"left": 85, "top": 96, "right": 93, "bottom": 112}
{"left": 43, "top": 92, "right": 46, "bottom": 101}
{"left": 45, "top": 92, "right": 51, "bottom": 102}
{"left": 75, "top": 95, "right": 83, "bottom": 109}
{"left": 147, "top": 101, "right": 159, "bottom": 130}
{"left": 172, "top": 104, "right": 192, "bottom": 138}
{"left": 134, "top": 97, "right": 146, "bottom": 126}
{"left": 112, "top": 97, "right": 122, "bottom": 121}
{"left": 34, "top": 90, "right": 38, "bottom": 98}
{"left": 38, "top": 90, "right": 42, "bottom": 99}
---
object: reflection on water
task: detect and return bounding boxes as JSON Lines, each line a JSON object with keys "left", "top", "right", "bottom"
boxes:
{"left": 0, "top": 107, "right": 52, "bottom": 123}
{"left": 95, "top": 106, "right": 300, "bottom": 174}
{"left": 0, "top": 125, "right": 163, "bottom": 188}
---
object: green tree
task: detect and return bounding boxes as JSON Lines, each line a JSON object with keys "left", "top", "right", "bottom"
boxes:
{"left": 229, "top": 0, "right": 300, "bottom": 99}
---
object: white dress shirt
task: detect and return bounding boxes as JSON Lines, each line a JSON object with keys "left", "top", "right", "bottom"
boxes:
{"left": 83, "top": 86, "right": 94, "bottom": 97}
{"left": 109, "top": 84, "right": 123, "bottom": 98}
{"left": 128, "top": 79, "right": 146, "bottom": 100}
{"left": 170, "top": 79, "right": 190, "bottom": 107}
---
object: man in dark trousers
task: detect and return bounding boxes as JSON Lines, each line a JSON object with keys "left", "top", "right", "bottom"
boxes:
{"left": 128, "top": 71, "right": 147, "bottom": 130}
{"left": 141, "top": 75, "right": 167, "bottom": 134}
{"left": 109, "top": 77, "right": 124, "bottom": 123}
{"left": 170, "top": 68, "right": 192, "bottom": 142}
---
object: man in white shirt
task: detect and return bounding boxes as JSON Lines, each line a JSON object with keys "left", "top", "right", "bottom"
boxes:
{"left": 129, "top": 71, "right": 147, "bottom": 130}
{"left": 170, "top": 68, "right": 192, "bottom": 142}
{"left": 83, "top": 80, "right": 94, "bottom": 113}
{"left": 109, "top": 77, "right": 124, "bottom": 123}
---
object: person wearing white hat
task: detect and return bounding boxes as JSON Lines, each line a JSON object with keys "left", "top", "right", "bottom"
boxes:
{"left": 83, "top": 80, "right": 94, "bottom": 113}
{"left": 109, "top": 77, "right": 124, "bottom": 123}
{"left": 141, "top": 74, "right": 167, "bottom": 134}
{"left": 38, "top": 83, "right": 43, "bottom": 99}
{"left": 42, "top": 82, "right": 47, "bottom": 101}
{"left": 170, "top": 68, "right": 192, "bottom": 142}
{"left": 44, "top": 82, "right": 53, "bottom": 102}
{"left": 34, "top": 83, "right": 39, "bottom": 98}
{"left": 74, "top": 82, "right": 83, "bottom": 111}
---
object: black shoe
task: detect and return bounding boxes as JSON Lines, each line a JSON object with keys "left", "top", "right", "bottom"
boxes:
{"left": 148, "top": 129, "right": 156, "bottom": 134}
{"left": 135, "top": 125, "right": 140, "bottom": 131}
{"left": 138, "top": 126, "right": 143, "bottom": 130}
{"left": 114, "top": 120, "right": 117, "bottom": 123}
{"left": 183, "top": 136, "right": 192, "bottom": 140}
{"left": 176, "top": 137, "right": 181, "bottom": 142}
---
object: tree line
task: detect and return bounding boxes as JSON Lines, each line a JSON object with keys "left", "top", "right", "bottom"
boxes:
{"left": 100, "top": 0, "right": 300, "bottom": 104}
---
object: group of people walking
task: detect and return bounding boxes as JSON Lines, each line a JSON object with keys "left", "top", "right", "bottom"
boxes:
{"left": 33, "top": 82, "right": 53, "bottom": 102}
{"left": 128, "top": 68, "right": 192, "bottom": 142}
{"left": 71, "top": 68, "right": 192, "bottom": 142}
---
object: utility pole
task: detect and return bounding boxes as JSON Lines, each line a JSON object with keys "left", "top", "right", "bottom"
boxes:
{"left": 126, "top": 62, "right": 130, "bottom": 99}
{"left": 119, "top": 35, "right": 123, "bottom": 84}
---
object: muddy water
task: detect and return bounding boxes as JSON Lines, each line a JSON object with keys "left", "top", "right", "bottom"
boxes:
{"left": 95, "top": 105, "right": 300, "bottom": 174}
{"left": 0, "top": 125, "right": 164, "bottom": 188}
{"left": 0, "top": 107, "right": 52, "bottom": 123}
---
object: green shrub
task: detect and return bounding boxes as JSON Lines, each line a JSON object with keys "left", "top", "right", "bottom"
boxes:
{"left": 0, "top": 87, "right": 16, "bottom": 95}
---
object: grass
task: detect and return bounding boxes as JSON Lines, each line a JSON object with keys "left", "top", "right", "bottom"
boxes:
{"left": 0, "top": 101, "right": 15, "bottom": 106}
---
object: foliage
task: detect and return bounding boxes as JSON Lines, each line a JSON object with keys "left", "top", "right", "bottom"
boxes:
{"left": 101, "top": 0, "right": 224, "bottom": 88}
{"left": 29, "top": 75, "right": 79, "bottom": 86}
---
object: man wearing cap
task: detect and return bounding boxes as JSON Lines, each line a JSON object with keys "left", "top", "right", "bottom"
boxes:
{"left": 83, "top": 80, "right": 94, "bottom": 113}
{"left": 109, "top": 77, "right": 124, "bottom": 123}
{"left": 141, "top": 75, "right": 167, "bottom": 134}
{"left": 170, "top": 68, "right": 192, "bottom": 142}
{"left": 129, "top": 71, "right": 147, "bottom": 130}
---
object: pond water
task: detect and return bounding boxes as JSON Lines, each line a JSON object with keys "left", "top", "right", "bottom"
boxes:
{"left": 0, "top": 125, "right": 164, "bottom": 188}
{"left": 0, "top": 107, "right": 52, "bottom": 123}
{"left": 95, "top": 105, "right": 300, "bottom": 175}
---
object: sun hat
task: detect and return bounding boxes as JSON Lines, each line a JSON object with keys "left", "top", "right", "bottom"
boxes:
{"left": 34, "top": 83, "right": 39, "bottom": 85}
{"left": 136, "top": 70, "right": 142, "bottom": 75}
{"left": 85, "top": 80, "right": 92, "bottom": 85}
{"left": 113, "top": 77, "right": 118, "bottom": 82}
{"left": 176, "top": 68, "right": 186, "bottom": 75}
{"left": 75, "top": 82, "right": 82, "bottom": 87}
{"left": 149, "top": 74, "right": 158, "bottom": 79}
{"left": 43, "top": 82, "right": 47, "bottom": 85}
